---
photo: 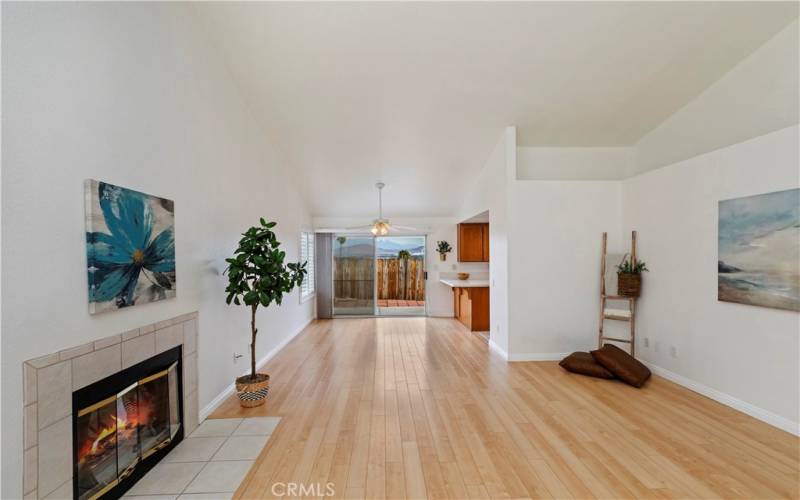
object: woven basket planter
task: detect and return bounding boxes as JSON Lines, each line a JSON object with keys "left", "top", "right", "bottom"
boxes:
{"left": 235, "top": 373, "right": 270, "bottom": 408}
{"left": 617, "top": 273, "right": 641, "bottom": 297}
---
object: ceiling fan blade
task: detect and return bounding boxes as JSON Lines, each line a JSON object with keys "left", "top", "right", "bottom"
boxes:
{"left": 391, "top": 225, "right": 419, "bottom": 231}
{"left": 343, "top": 224, "right": 373, "bottom": 230}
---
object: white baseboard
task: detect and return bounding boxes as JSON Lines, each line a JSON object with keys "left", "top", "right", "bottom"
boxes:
{"left": 508, "top": 352, "right": 569, "bottom": 362}
{"left": 487, "top": 341, "right": 567, "bottom": 363}
{"left": 645, "top": 362, "right": 799, "bottom": 437}
{"left": 488, "top": 339, "right": 509, "bottom": 360}
{"left": 199, "top": 317, "right": 314, "bottom": 421}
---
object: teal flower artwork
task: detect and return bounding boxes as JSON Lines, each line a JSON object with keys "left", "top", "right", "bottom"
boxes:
{"left": 85, "top": 180, "right": 176, "bottom": 314}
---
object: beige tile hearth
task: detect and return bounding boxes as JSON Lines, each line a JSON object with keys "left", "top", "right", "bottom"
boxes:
{"left": 232, "top": 416, "right": 280, "bottom": 436}
{"left": 23, "top": 446, "right": 37, "bottom": 495}
{"left": 24, "top": 363, "right": 37, "bottom": 405}
{"left": 22, "top": 312, "right": 200, "bottom": 499}
{"left": 71, "top": 344, "right": 121, "bottom": 389}
{"left": 24, "top": 403, "right": 37, "bottom": 449}
{"left": 178, "top": 493, "right": 233, "bottom": 500}
{"left": 125, "top": 462, "right": 206, "bottom": 496}
{"left": 37, "top": 416, "right": 71, "bottom": 497}
{"left": 183, "top": 461, "right": 253, "bottom": 494}
{"left": 182, "top": 319, "right": 197, "bottom": 355}
{"left": 184, "top": 391, "right": 199, "bottom": 436}
{"left": 189, "top": 418, "right": 243, "bottom": 438}
{"left": 126, "top": 417, "right": 279, "bottom": 500}
{"left": 163, "top": 437, "right": 226, "bottom": 463}
{"left": 183, "top": 353, "right": 198, "bottom": 396}
{"left": 211, "top": 435, "right": 269, "bottom": 461}
{"left": 36, "top": 361, "right": 70, "bottom": 429}
{"left": 42, "top": 480, "right": 71, "bottom": 500}
{"left": 156, "top": 324, "right": 183, "bottom": 352}
{"left": 122, "top": 332, "right": 156, "bottom": 368}
{"left": 123, "top": 496, "right": 177, "bottom": 500}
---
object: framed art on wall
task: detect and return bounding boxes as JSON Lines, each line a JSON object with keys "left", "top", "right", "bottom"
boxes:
{"left": 718, "top": 188, "right": 799, "bottom": 312}
{"left": 85, "top": 180, "right": 176, "bottom": 314}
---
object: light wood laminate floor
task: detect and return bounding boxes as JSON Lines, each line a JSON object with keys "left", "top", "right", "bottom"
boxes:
{"left": 210, "top": 318, "right": 799, "bottom": 499}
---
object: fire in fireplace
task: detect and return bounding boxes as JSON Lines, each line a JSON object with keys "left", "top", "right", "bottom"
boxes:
{"left": 73, "top": 346, "right": 183, "bottom": 500}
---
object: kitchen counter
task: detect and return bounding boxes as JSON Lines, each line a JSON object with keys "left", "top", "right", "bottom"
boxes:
{"left": 439, "top": 279, "right": 490, "bottom": 288}
{"left": 442, "top": 279, "right": 490, "bottom": 331}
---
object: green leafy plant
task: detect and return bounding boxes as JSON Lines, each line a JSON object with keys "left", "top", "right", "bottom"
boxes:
{"left": 617, "top": 258, "right": 649, "bottom": 274}
{"left": 336, "top": 236, "right": 347, "bottom": 258}
{"left": 436, "top": 240, "right": 452, "bottom": 254}
{"left": 224, "top": 218, "right": 307, "bottom": 381}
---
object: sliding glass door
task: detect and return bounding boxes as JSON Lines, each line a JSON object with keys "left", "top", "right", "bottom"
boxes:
{"left": 332, "top": 234, "right": 426, "bottom": 317}
{"left": 332, "top": 235, "right": 375, "bottom": 316}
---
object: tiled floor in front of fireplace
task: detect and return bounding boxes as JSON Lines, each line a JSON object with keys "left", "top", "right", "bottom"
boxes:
{"left": 123, "top": 416, "right": 280, "bottom": 500}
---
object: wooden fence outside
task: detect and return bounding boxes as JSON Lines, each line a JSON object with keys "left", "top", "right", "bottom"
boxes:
{"left": 333, "top": 257, "right": 425, "bottom": 301}
{"left": 377, "top": 257, "right": 425, "bottom": 300}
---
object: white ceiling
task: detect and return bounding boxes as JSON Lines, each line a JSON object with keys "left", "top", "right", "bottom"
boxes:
{"left": 194, "top": 2, "right": 797, "bottom": 217}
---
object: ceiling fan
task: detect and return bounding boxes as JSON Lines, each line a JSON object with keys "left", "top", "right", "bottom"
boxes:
{"left": 345, "top": 182, "right": 418, "bottom": 235}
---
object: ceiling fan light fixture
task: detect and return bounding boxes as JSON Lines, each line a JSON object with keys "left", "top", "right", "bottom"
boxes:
{"left": 371, "top": 219, "right": 390, "bottom": 235}
{"left": 342, "top": 182, "right": 418, "bottom": 234}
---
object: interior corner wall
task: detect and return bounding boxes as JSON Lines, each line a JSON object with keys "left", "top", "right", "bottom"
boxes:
{"left": 623, "top": 125, "right": 800, "bottom": 431}
{"left": 1, "top": 4, "right": 315, "bottom": 498}
{"left": 457, "top": 127, "right": 515, "bottom": 356}
{"left": 507, "top": 180, "right": 623, "bottom": 359}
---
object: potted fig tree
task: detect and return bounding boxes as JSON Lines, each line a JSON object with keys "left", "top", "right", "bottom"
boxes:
{"left": 224, "top": 218, "right": 307, "bottom": 407}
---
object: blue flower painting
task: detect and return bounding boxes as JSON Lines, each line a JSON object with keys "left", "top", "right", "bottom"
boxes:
{"left": 85, "top": 180, "right": 176, "bottom": 314}
{"left": 718, "top": 188, "right": 799, "bottom": 312}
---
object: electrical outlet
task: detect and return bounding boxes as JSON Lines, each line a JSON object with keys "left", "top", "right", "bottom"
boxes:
{"left": 670, "top": 346, "right": 678, "bottom": 358}
{"left": 643, "top": 337, "right": 649, "bottom": 348}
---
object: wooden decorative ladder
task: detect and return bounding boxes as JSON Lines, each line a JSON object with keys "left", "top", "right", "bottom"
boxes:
{"left": 598, "top": 231, "right": 637, "bottom": 356}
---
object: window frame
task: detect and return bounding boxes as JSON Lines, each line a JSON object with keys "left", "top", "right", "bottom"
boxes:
{"left": 299, "top": 231, "right": 316, "bottom": 302}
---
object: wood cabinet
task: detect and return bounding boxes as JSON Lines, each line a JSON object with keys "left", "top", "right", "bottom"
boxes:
{"left": 458, "top": 223, "right": 489, "bottom": 262}
{"left": 453, "top": 287, "right": 490, "bottom": 332}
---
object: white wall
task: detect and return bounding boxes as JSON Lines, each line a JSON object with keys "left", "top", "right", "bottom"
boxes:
{"left": 516, "top": 147, "right": 635, "bottom": 180}
{"left": 458, "top": 127, "right": 516, "bottom": 356}
{"left": 508, "top": 181, "right": 623, "bottom": 359}
{"left": 1, "top": 4, "right": 314, "bottom": 497}
{"left": 622, "top": 19, "right": 800, "bottom": 432}
{"left": 624, "top": 126, "right": 800, "bottom": 432}
{"left": 634, "top": 20, "right": 799, "bottom": 174}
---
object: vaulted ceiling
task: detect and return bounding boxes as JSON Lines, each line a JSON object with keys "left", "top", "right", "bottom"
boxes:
{"left": 194, "top": 2, "right": 797, "bottom": 217}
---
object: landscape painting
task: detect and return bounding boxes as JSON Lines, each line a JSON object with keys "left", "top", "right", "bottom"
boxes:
{"left": 718, "top": 188, "right": 800, "bottom": 312}
{"left": 85, "top": 180, "right": 176, "bottom": 314}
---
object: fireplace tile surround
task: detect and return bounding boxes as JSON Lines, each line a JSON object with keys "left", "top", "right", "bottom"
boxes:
{"left": 22, "top": 312, "right": 199, "bottom": 499}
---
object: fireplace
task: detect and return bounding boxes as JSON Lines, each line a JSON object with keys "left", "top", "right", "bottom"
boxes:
{"left": 72, "top": 346, "right": 184, "bottom": 500}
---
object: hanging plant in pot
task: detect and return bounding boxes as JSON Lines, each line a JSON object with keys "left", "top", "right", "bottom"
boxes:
{"left": 616, "top": 255, "right": 648, "bottom": 297}
{"left": 436, "top": 240, "right": 452, "bottom": 261}
{"left": 224, "top": 218, "right": 307, "bottom": 408}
